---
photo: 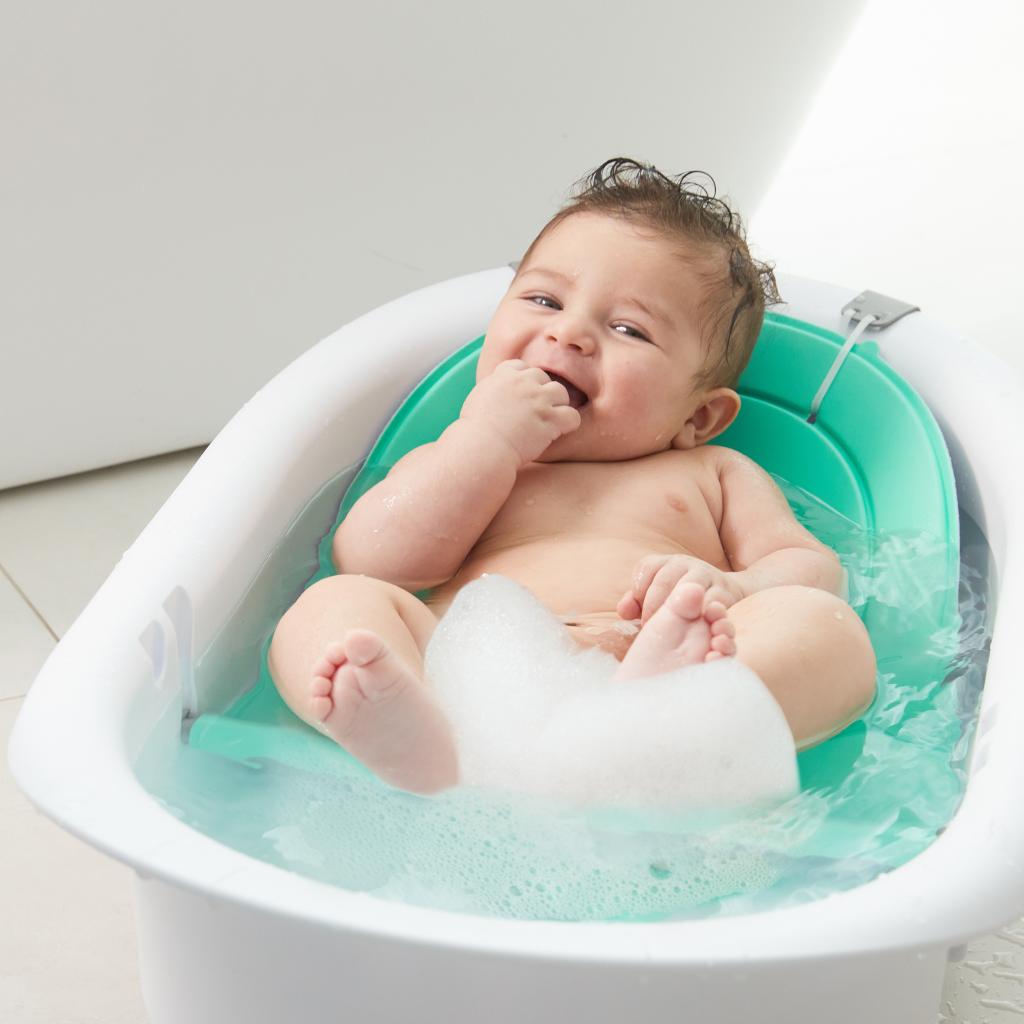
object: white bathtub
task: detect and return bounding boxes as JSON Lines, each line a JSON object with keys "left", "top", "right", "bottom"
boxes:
{"left": 9, "top": 268, "right": 1024, "bottom": 1024}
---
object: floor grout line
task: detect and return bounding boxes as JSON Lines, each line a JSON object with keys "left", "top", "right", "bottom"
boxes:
{"left": 0, "top": 561, "right": 59, "bottom": 643}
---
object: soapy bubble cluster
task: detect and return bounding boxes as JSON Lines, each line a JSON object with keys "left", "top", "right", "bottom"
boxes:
{"left": 424, "top": 574, "right": 798, "bottom": 810}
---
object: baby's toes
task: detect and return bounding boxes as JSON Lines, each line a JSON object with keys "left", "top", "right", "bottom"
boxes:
{"left": 666, "top": 581, "right": 706, "bottom": 618}
{"left": 709, "top": 615, "right": 735, "bottom": 638}
{"left": 709, "top": 632, "right": 737, "bottom": 657}
{"left": 320, "top": 664, "right": 366, "bottom": 738}
{"left": 308, "top": 665, "right": 335, "bottom": 717}
{"left": 313, "top": 642, "right": 348, "bottom": 678}
{"left": 307, "top": 672, "right": 334, "bottom": 721}
{"left": 341, "top": 628, "right": 389, "bottom": 667}
{"left": 309, "top": 693, "right": 334, "bottom": 723}
{"left": 705, "top": 604, "right": 736, "bottom": 659}
{"left": 704, "top": 600, "right": 730, "bottom": 624}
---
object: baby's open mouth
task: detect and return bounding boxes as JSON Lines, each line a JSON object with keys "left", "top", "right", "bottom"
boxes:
{"left": 544, "top": 371, "right": 589, "bottom": 410}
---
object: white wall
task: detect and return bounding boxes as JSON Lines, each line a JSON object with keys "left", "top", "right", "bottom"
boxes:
{"left": 0, "top": 0, "right": 862, "bottom": 490}
{"left": 751, "top": 0, "right": 1024, "bottom": 381}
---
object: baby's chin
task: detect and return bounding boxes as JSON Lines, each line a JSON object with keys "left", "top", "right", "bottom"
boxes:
{"left": 538, "top": 430, "right": 676, "bottom": 463}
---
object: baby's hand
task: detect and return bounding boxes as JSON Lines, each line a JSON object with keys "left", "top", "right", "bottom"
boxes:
{"left": 460, "top": 359, "right": 582, "bottom": 468}
{"left": 617, "top": 553, "right": 746, "bottom": 624}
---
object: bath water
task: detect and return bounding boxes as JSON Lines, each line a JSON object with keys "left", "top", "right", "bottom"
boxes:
{"left": 135, "top": 475, "right": 991, "bottom": 923}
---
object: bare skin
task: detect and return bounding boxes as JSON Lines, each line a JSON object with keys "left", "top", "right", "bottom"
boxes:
{"left": 308, "top": 630, "right": 457, "bottom": 795}
{"left": 269, "top": 212, "right": 877, "bottom": 795}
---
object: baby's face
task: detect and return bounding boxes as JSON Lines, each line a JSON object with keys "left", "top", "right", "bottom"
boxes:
{"left": 478, "top": 211, "right": 729, "bottom": 462}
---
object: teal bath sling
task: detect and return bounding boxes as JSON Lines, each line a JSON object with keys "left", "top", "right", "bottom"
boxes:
{"left": 188, "top": 311, "right": 960, "bottom": 797}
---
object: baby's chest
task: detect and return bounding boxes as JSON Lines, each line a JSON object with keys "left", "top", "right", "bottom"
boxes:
{"left": 482, "top": 454, "right": 723, "bottom": 549}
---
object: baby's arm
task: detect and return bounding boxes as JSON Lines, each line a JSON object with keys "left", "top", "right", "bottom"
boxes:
{"left": 333, "top": 418, "right": 519, "bottom": 591}
{"left": 333, "top": 361, "right": 580, "bottom": 591}
{"left": 715, "top": 448, "right": 844, "bottom": 598}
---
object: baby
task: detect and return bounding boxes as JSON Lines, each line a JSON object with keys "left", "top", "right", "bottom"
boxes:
{"left": 268, "top": 158, "right": 877, "bottom": 796}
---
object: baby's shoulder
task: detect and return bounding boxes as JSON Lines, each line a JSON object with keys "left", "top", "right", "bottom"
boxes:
{"left": 647, "top": 443, "right": 732, "bottom": 478}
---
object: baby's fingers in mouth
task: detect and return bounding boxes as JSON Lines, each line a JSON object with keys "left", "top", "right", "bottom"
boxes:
{"left": 544, "top": 371, "right": 589, "bottom": 409}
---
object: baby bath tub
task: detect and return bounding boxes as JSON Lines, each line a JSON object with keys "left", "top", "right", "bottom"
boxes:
{"left": 8, "top": 267, "right": 1024, "bottom": 1024}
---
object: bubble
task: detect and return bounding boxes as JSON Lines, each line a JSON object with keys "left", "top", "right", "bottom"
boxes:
{"left": 425, "top": 574, "right": 797, "bottom": 811}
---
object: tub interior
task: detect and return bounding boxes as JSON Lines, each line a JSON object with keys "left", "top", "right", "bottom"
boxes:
{"left": 123, "top": 293, "right": 1003, "bottom": 923}
{"left": 188, "top": 461, "right": 362, "bottom": 719}
{"left": 135, "top": 426, "right": 994, "bottom": 922}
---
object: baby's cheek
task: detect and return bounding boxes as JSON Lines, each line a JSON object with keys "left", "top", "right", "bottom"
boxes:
{"left": 620, "top": 379, "right": 672, "bottom": 429}
{"left": 474, "top": 349, "right": 498, "bottom": 382}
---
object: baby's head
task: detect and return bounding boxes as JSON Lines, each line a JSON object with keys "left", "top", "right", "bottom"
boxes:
{"left": 478, "top": 157, "right": 780, "bottom": 462}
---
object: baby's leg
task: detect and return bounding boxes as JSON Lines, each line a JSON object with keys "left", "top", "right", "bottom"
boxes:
{"left": 268, "top": 575, "right": 457, "bottom": 795}
{"left": 725, "top": 585, "right": 877, "bottom": 750}
{"left": 616, "top": 582, "right": 876, "bottom": 751}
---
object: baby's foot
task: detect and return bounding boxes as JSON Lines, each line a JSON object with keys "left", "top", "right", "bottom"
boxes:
{"left": 310, "top": 630, "right": 458, "bottom": 794}
{"left": 612, "top": 582, "right": 737, "bottom": 682}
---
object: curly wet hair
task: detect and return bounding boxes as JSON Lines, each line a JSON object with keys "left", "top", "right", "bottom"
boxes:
{"left": 517, "top": 157, "right": 782, "bottom": 391}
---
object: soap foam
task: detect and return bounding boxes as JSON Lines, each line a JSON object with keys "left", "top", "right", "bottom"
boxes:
{"left": 424, "top": 574, "right": 798, "bottom": 810}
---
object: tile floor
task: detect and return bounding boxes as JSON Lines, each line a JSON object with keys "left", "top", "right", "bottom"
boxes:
{"left": 3, "top": 443, "right": 1024, "bottom": 1023}
{"left": 1, "top": 448, "right": 203, "bottom": 1024}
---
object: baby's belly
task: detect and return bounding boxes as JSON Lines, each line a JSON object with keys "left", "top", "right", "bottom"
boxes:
{"left": 427, "top": 537, "right": 652, "bottom": 614}
{"left": 422, "top": 537, "right": 663, "bottom": 660}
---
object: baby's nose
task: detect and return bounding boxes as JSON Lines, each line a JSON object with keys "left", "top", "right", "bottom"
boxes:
{"left": 547, "top": 314, "right": 596, "bottom": 352}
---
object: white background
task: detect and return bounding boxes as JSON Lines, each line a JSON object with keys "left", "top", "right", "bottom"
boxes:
{"left": 752, "top": 0, "right": 1023, "bottom": 378}
{"left": 1, "top": 0, "right": 862, "bottom": 488}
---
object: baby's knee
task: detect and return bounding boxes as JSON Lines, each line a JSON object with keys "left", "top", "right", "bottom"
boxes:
{"left": 785, "top": 586, "right": 873, "bottom": 653}
{"left": 270, "top": 575, "right": 398, "bottom": 678}
{"left": 738, "top": 585, "right": 876, "bottom": 696}
{"left": 288, "top": 573, "right": 394, "bottom": 613}
{"left": 273, "top": 574, "right": 383, "bottom": 647}
{"left": 802, "top": 588, "right": 877, "bottom": 703}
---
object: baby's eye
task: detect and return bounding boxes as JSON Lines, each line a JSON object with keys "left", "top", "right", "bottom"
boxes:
{"left": 526, "top": 294, "right": 560, "bottom": 309}
{"left": 613, "top": 323, "right": 651, "bottom": 342}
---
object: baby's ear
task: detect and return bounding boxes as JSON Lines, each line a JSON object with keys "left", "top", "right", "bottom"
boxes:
{"left": 671, "top": 389, "right": 741, "bottom": 449}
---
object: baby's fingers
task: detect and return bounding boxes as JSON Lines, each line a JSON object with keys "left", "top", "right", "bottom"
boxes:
{"left": 551, "top": 404, "right": 583, "bottom": 435}
{"left": 617, "top": 591, "right": 642, "bottom": 619}
{"left": 641, "top": 567, "right": 703, "bottom": 624}
{"left": 626, "top": 555, "right": 675, "bottom": 618}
